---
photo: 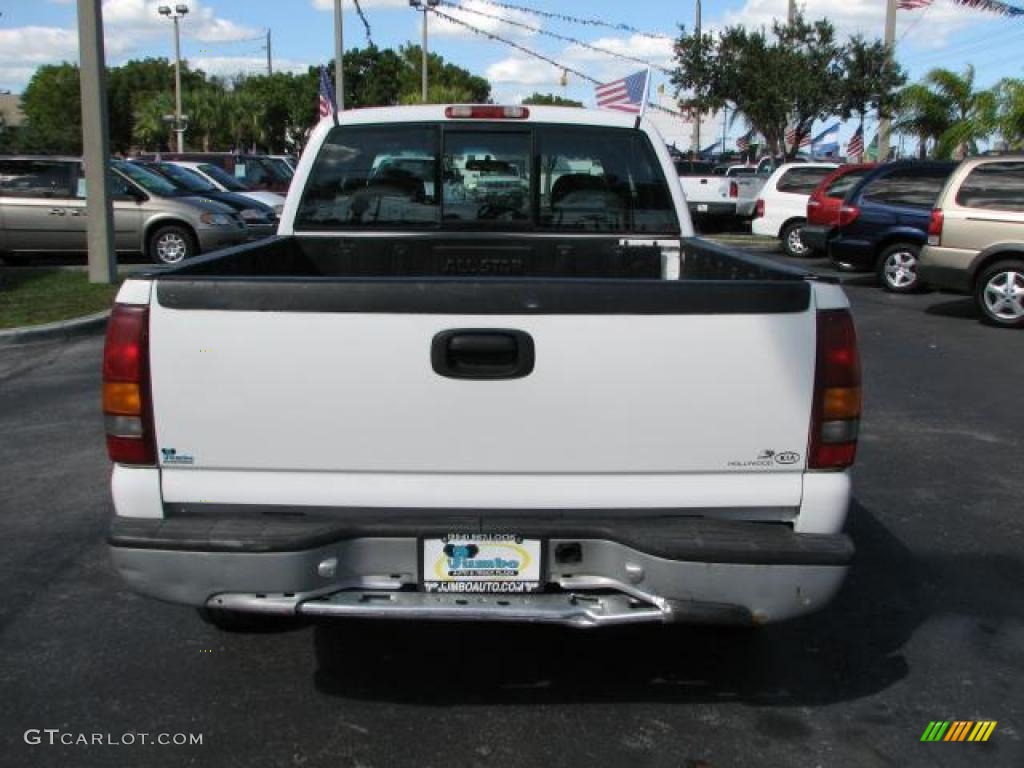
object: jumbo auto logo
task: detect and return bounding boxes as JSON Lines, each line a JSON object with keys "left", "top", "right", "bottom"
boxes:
{"left": 437, "top": 540, "right": 529, "bottom": 579}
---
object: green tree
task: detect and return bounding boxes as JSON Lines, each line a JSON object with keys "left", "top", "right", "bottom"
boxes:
{"left": 895, "top": 66, "right": 996, "bottom": 159}
{"left": 398, "top": 83, "right": 476, "bottom": 105}
{"left": 839, "top": 35, "right": 906, "bottom": 139}
{"left": 522, "top": 93, "right": 583, "bottom": 107}
{"left": 20, "top": 63, "right": 83, "bottom": 153}
{"left": 397, "top": 45, "right": 490, "bottom": 104}
{"left": 994, "top": 77, "right": 1024, "bottom": 149}
{"left": 672, "top": 14, "right": 903, "bottom": 159}
{"left": 133, "top": 92, "right": 174, "bottom": 150}
{"left": 894, "top": 83, "right": 952, "bottom": 159}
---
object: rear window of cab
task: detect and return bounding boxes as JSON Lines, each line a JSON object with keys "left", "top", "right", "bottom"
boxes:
{"left": 296, "top": 123, "right": 680, "bottom": 235}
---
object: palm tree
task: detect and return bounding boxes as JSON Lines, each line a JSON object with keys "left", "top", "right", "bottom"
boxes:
{"left": 896, "top": 66, "right": 996, "bottom": 160}
{"left": 894, "top": 84, "right": 951, "bottom": 159}
{"left": 133, "top": 92, "right": 174, "bottom": 150}
{"left": 994, "top": 77, "right": 1024, "bottom": 150}
{"left": 185, "top": 87, "right": 222, "bottom": 151}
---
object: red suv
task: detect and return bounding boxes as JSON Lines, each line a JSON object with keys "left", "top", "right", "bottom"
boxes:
{"left": 802, "top": 164, "right": 875, "bottom": 254}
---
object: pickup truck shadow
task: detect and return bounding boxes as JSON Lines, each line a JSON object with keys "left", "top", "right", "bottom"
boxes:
{"left": 312, "top": 501, "right": 930, "bottom": 706}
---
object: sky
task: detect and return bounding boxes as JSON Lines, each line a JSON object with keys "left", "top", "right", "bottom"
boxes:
{"left": 1, "top": 0, "right": 1022, "bottom": 150}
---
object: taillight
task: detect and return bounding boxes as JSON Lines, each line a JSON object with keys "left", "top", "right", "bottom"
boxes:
{"left": 927, "top": 209, "right": 944, "bottom": 246}
{"left": 809, "top": 309, "right": 861, "bottom": 470}
{"left": 102, "top": 304, "right": 155, "bottom": 465}
{"left": 754, "top": 199, "right": 765, "bottom": 218}
{"left": 445, "top": 105, "right": 529, "bottom": 119}
{"left": 729, "top": 181, "right": 738, "bottom": 198}
{"left": 837, "top": 204, "right": 859, "bottom": 227}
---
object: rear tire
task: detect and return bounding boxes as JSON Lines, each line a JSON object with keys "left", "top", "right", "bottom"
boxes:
{"left": 974, "top": 259, "right": 1024, "bottom": 328}
{"left": 877, "top": 243, "right": 922, "bottom": 294}
{"left": 148, "top": 224, "right": 196, "bottom": 265}
{"left": 780, "top": 220, "right": 811, "bottom": 258}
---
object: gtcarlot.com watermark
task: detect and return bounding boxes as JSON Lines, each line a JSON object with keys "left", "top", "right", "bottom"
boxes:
{"left": 25, "top": 729, "right": 203, "bottom": 747}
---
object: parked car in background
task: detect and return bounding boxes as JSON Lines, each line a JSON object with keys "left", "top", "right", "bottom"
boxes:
{"left": 920, "top": 156, "right": 1024, "bottom": 327}
{"left": 821, "top": 161, "right": 956, "bottom": 293}
{"left": 751, "top": 162, "right": 839, "bottom": 257}
{"left": 674, "top": 159, "right": 738, "bottom": 221}
{"left": 131, "top": 160, "right": 278, "bottom": 241}
{"left": 267, "top": 154, "right": 297, "bottom": 176}
{"left": 166, "top": 160, "right": 286, "bottom": 213}
{"left": 802, "top": 164, "right": 876, "bottom": 253}
{"left": 0, "top": 156, "right": 248, "bottom": 265}
{"left": 148, "top": 153, "right": 291, "bottom": 194}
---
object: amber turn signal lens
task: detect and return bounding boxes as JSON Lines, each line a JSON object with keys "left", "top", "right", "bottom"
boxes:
{"left": 823, "top": 387, "right": 861, "bottom": 420}
{"left": 103, "top": 381, "right": 142, "bottom": 416}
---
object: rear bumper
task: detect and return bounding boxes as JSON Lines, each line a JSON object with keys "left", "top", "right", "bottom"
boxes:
{"left": 109, "top": 512, "right": 852, "bottom": 626}
{"left": 919, "top": 245, "right": 972, "bottom": 293}
{"left": 801, "top": 224, "right": 833, "bottom": 253}
{"left": 688, "top": 201, "right": 737, "bottom": 218}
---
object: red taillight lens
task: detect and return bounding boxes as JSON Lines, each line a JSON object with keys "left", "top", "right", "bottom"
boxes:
{"left": 729, "top": 181, "right": 738, "bottom": 198}
{"left": 809, "top": 309, "right": 861, "bottom": 470}
{"left": 445, "top": 105, "right": 529, "bottom": 119}
{"left": 837, "top": 204, "right": 860, "bottom": 227}
{"left": 754, "top": 199, "right": 765, "bottom": 218}
{"left": 102, "top": 304, "right": 155, "bottom": 465}
{"left": 927, "top": 209, "right": 944, "bottom": 246}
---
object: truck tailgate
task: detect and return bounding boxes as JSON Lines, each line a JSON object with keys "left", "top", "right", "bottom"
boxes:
{"left": 148, "top": 278, "right": 816, "bottom": 509}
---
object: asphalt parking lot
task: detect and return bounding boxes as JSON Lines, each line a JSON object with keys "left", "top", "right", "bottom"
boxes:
{"left": 1, "top": 252, "right": 1022, "bottom": 768}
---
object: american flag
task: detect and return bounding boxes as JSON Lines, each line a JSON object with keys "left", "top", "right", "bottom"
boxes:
{"left": 897, "top": 0, "right": 932, "bottom": 9}
{"left": 785, "top": 124, "right": 813, "bottom": 150}
{"left": 594, "top": 70, "right": 649, "bottom": 114}
{"left": 847, "top": 126, "right": 865, "bottom": 159}
{"left": 736, "top": 130, "right": 755, "bottom": 151}
{"left": 318, "top": 65, "right": 337, "bottom": 120}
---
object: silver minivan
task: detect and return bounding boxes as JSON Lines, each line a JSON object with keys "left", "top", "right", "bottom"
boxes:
{"left": 0, "top": 156, "right": 250, "bottom": 265}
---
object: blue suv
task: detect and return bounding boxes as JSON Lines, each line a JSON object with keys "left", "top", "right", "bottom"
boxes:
{"left": 825, "top": 161, "right": 957, "bottom": 292}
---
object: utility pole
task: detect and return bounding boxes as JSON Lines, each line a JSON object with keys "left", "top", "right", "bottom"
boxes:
{"left": 691, "top": 0, "right": 701, "bottom": 156}
{"left": 266, "top": 29, "right": 272, "bottom": 76}
{"left": 158, "top": 5, "right": 189, "bottom": 153}
{"left": 334, "top": 0, "right": 344, "bottom": 110}
{"left": 877, "top": 0, "right": 897, "bottom": 162}
{"left": 77, "top": 0, "right": 116, "bottom": 284}
{"left": 788, "top": 0, "right": 797, "bottom": 23}
{"left": 410, "top": 0, "right": 440, "bottom": 103}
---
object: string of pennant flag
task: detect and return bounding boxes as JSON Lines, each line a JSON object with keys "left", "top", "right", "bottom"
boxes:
{"left": 899, "top": 0, "right": 1024, "bottom": 15}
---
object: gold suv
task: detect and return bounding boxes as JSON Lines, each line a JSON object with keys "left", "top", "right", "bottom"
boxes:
{"left": 919, "top": 156, "right": 1024, "bottom": 328}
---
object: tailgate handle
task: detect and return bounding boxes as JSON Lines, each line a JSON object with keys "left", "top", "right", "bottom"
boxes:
{"left": 432, "top": 330, "right": 535, "bottom": 380}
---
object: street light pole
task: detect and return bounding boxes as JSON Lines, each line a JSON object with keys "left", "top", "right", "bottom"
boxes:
{"left": 158, "top": 5, "right": 189, "bottom": 153}
{"left": 410, "top": 0, "right": 440, "bottom": 103}
{"left": 172, "top": 14, "right": 182, "bottom": 152}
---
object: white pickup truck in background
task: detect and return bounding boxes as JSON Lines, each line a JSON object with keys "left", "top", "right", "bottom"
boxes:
{"left": 673, "top": 158, "right": 739, "bottom": 221}
{"left": 104, "top": 105, "right": 860, "bottom": 632}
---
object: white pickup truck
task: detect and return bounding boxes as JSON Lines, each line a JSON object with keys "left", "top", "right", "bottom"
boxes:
{"left": 673, "top": 159, "right": 738, "bottom": 220}
{"left": 104, "top": 105, "right": 860, "bottom": 631}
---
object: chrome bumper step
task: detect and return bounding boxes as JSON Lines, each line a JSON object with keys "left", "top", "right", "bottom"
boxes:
{"left": 207, "top": 577, "right": 753, "bottom": 627}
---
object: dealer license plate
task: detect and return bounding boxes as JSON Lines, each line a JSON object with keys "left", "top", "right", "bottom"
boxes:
{"left": 422, "top": 534, "right": 543, "bottom": 593}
